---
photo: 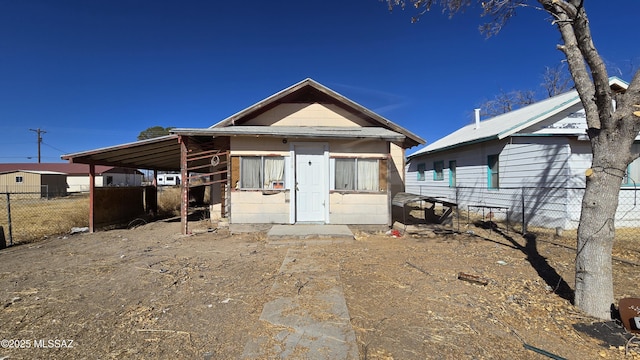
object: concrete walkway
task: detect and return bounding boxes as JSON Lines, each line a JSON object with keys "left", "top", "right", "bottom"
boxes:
{"left": 266, "top": 225, "right": 354, "bottom": 245}
{"left": 242, "top": 247, "right": 359, "bottom": 359}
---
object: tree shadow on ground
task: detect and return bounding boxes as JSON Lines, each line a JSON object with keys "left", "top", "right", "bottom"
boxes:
{"left": 573, "top": 320, "right": 628, "bottom": 348}
{"left": 475, "top": 220, "right": 575, "bottom": 303}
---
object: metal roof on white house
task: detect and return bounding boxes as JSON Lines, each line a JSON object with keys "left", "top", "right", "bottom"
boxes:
{"left": 408, "top": 77, "right": 629, "bottom": 159}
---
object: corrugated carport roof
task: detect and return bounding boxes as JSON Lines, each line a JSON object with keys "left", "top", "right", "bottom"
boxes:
{"left": 61, "top": 135, "right": 182, "bottom": 171}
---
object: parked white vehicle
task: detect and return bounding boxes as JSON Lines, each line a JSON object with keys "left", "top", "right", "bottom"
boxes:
{"left": 157, "top": 173, "right": 181, "bottom": 186}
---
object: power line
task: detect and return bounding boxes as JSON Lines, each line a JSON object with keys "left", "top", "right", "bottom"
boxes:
{"left": 42, "top": 141, "right": 68, "bottom": 154}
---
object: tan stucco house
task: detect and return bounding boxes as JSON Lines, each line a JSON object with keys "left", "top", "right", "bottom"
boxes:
{"left": 62, "top": 79, "right": 425, "bottom": 232}
{"left": 173, "top": 79, "right": 425, "bottom": 225}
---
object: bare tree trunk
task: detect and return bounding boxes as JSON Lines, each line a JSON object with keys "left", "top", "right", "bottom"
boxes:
{"left": 574, "top": 148, "right": 627, "bottom": 319}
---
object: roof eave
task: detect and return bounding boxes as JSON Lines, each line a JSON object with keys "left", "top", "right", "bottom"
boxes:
{"left": 408, "top": 135, "right": 499, "bottom": 159}
{"left": 209, "top": 79, "right": 425, "bottom": 147}
{"left": 61, "top": 135, "right": 179, "bottom": 161}
{"left": 172, "top": 128, "right": 406, "bottom": 143}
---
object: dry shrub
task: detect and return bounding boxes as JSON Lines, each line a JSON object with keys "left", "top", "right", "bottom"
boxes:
{"left": 158, "top": 187, "right": 181, "bottom": 217}
{"left": 156, "top": 185, "right": 212, "bottom": 218}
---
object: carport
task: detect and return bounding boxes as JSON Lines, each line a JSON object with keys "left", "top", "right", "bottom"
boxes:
{"left": 61, "top": 135, "right": 230, "bottom": 235}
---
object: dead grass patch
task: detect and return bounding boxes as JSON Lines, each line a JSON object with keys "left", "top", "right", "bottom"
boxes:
{"left": 0, "top": 195, "right": 89, "bottom": 244}
{"left": 157, "top": 187, "right": 181, "bottom": 217}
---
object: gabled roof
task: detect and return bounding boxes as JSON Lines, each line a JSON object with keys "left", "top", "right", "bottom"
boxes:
{"left": 208, "top": 78, "right": 425, "bottom": 148}
{"left": 0, "top": 163, "right": 142, "bottom": 175}
{"left": 0, "top": 169, "right": 66, "bottom": 176}
{"left": 62, "top": 79, "right": 424, "bottom": 169}
{"left": 409, "top": 77, "right": 629, "bottom": 159}
{"left": 0, "top": 163, "right": 114, "bottom": 175}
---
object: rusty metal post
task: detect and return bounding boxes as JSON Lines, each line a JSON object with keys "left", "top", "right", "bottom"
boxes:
{"left": 151, "top": 169, "right": 158, "bottom": 216}
{"left": 180, "top": 136, "right": 189, "bottom": 235}
{"left": 89, "top": 163, "right": 95, "bottom": 233}
{"left": 6, "top": 193, "right": 13, "bottom": 245}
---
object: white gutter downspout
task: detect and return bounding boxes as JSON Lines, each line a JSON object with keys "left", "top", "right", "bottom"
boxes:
{"left": 474, "top": 108, "right": 481, "bottom": 129}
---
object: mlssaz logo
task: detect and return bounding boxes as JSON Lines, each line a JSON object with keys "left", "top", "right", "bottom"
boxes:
{"left": 33, "top": 339, "right": 74, "bottom": 348}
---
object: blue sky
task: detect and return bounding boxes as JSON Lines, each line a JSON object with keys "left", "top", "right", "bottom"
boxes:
{"left": 1, "top": 0, "right": 638, "bottom": 162}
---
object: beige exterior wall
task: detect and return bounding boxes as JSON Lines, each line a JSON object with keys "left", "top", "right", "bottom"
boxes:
{"left": 330, "top": 139, "right": 387, "bottom": 156}
{"left": 229, "top": 136, "right": 395, "bottom": 225}
{"left": 329, "top": 193, "right": 388, "bottom": 224}
{"left": 225, "top": 100, "right": 408, "bottom": 225}
{"left": 231, "top": 137, "right": 290, "bottom": 154}
{"left": 389, "top": 143, "right": 405, "bottom": 195}
{"left": 230, "top": 191, "right": 290, "bottom": 223}
{"left": 0, "top": 171, "right": 42, "bottom": 193}
{"left": 243, "top": 103, "right": 371, "bottom": 127}
{"left": 0, "top": 172, "right": 66, "bottom": 198}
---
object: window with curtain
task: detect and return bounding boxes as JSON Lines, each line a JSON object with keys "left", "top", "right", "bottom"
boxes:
{"left": 623, "top": 160, "right": 640, "bottom": 186}
{"left": 335, "top": 159, "right": 355, "bottom": 190}
{"left": 335, "top": 158, "right": 379, "bottom": 191}
{"left": 622, "top": 143, "right": 640, "bottom": 186}
{"left": 449, "top": 160, "right": 456, "bottom": 188}
{"left": 417, "top": 163, "right": 426, "bottom": 181}
{"left": 240, "top": 156, "right": 285, "bottom": 189}
{"left": 487, "top": 154, "right": 499, "bottom": 189}
{"left": 433, "top": 161, "right": 444, "bottom": 181}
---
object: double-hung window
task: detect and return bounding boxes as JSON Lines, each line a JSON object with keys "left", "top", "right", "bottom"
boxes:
{"left": 487, "top": 154, "right": 499, "bottom": 189}
{"left": 240, "top": 156, "right": 285, "bottom": 189}
{"left": 335, "top": 158, "right": 379, "bottom": 191}
{"left": 433, "top": 161, "right": 444, "bottom": 181}
{"left": 417, "top": 163, "right": 426, "bottom": 181}
{"left": 449, "top": 160, "right": 457, "bottom": 187}
{"left": 623, "top": 158, "right": 640, "bottom": 186}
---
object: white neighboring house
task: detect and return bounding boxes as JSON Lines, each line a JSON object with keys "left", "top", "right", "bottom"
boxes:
{"left": 157, "top": 173, "right": 181, "bottom": 186}
{"left": 65, "top": 166, "right": 143, "bottom": 192}
{"left": 406, "top": 77, "right": 640, "bottom": 230}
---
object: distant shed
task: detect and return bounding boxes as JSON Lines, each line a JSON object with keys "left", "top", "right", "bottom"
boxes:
{"left": 0, "top": 163, "right": 143, "bottom": 193}
{"left": 0, "top": 170, "right": 67, "bottom": 198}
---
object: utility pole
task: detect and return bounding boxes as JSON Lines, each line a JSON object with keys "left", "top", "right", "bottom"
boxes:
{"left": 29, "top": 128, "right": 46, "bottom": 163}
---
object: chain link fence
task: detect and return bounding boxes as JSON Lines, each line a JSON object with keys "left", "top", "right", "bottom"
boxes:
{"left": 410, "top": 185, "right": 640, "bottom": 242}
{"left": 0, "top": 192, "right": 89, "bottom": 247}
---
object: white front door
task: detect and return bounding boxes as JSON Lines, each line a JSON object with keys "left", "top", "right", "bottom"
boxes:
{"left": 295, "top": 144, "right": 326, "bottom": 223}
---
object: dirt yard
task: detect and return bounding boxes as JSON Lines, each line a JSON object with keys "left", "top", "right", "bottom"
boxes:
{"left": 0, "top": 219, "right": 638, "bottom": 359}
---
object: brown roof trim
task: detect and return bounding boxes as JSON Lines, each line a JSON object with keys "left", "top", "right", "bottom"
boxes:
{"left": 208, "top": 79, "right": 425, "bottom": 148}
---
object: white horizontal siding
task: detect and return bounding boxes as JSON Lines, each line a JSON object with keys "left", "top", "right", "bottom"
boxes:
{"left": 499, "top": 140, "right": 570, "bottom": 188}
{"left": 406, "top": 137, "right": 575, "bottom": 229}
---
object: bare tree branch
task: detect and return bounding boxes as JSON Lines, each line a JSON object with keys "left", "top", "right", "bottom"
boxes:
{"left": 542, "top": 64, "right": 573, "bottom": 97}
